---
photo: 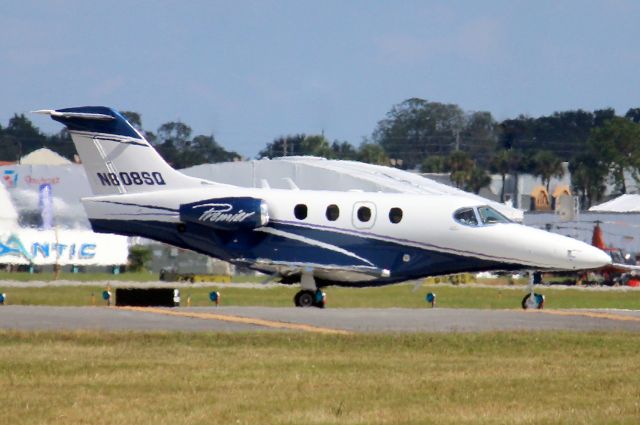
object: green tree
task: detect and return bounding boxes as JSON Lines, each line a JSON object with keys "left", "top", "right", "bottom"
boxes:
{"left": 127, "top": 245, "right": 152, "bottom": 272}
{"left": 357, "top": 143, "right": 389, "bottom": 165}
{"left": 156, "top": 139, "right": 181, "bottom": 167}
{"left": 258, "top": 134, "right": 333, "bottom": 158}
{"left": 625, "top": 108, "right": 640, "bottom": 123}
{"left": 593, "top": 108, "right": 615, "bottom": 127}
{"left": 331, "top": 141, "right": 358, "bottom": 160}
{"left": 465, "top": 167, "right": 491, "bottom": 194}
{"left": 421, "top": 155, "right": 447, "bottom": 173}
{"left": 1, "top": 114, "right": 47, "bottom": 160}
{"left": 45, "top": 129, "right": 76, "bottom": 161}
{"left": 460, "top": 111, "right": 498, "bottom": 167}
{"left": 569, "top": 153, "right": 607, "bottom": 209}
{"left": 489, "top": 149, "right": 524, "bottom": 203}
{"left": 373, "top": 98, "right": 465, "bottom": 169}
{"left": 120, "top": 111, "right": 143, "bottom": 130}
{"left": 191, "top": 135, "right": 240, "bottom": 163}
{"left": 300, "top": 135, "right": 334, "bottom": 158}
{"left": 157, "top": 121, "right": 192, "bottom": 149}
{"left": 588, "top": 117, "right": 640, "bottom": 194}
{"left": 448, "top": 151, "right": 475, "bottom": 189}
{"left": 531, "top": 150, "right": 565, "bottom": 191}
{"left": 490, "top": 150, "right": 509, "bottom": 202}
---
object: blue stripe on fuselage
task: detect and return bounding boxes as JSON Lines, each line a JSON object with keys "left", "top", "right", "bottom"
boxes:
{"left": 89, "top": 218, "right": 523, "bottom": 285}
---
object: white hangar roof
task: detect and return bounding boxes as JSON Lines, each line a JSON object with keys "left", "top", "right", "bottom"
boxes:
{"left": 182, "top": 156, "right": 523, "bottom": 221}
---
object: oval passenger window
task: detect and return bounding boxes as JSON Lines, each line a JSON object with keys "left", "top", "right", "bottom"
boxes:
{"left": 326, "top": 204, "right": 340, "bottom": 221}
{"left": 357, "top": 206, "right": 371, "bottom": 222}
{"left": 389, "top": 207, "right": 403, "bottom": 223}
{"left": 294, "top": 204, "right": 308, "bottom": 220}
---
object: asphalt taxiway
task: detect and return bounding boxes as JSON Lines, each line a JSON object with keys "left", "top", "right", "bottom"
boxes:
{"left": 1, "top": 305, "right": 640, "bottom": 334}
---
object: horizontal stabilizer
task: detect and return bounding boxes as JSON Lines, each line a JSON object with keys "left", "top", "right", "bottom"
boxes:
{"left": 611, "top": 263, "right": 640, "bottom": 272}
{"left": 32, "top": 109, "right": 115, "bottom": 121}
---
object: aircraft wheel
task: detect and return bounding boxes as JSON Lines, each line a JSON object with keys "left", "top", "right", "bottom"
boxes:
{"left": 521, "top": 293, "right": 545, "bottom": 310}
{"left": 294, "top": 290, "right": 315, "bottom": 307}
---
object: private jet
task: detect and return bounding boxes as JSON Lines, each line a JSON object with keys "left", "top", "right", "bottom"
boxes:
{"left": 34, "top": 107, "right": 611, "bottom": 307}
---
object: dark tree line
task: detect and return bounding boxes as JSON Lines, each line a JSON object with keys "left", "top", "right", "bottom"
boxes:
{"left": 0, "top": 112, "right": 240, "bottom": 169}
{"left": 369, "top": 99, "right": 640, "bottom": 205}
{"left": 0, "top": 114, "right": 75, "bottom": 162}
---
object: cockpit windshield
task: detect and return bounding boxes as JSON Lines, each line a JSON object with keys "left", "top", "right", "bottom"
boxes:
{"left": 454, "top": 206, "right": 511, "bottom": 226}
{"left": 477, "top": 206, "right": 511, "bottom": 225}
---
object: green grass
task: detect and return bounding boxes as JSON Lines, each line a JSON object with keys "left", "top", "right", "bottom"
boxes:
{"left": 0, "top": 271, "right": 156, "bottom": 282}
{"left": 2, "top": 283, "right": 640, "bottom": 309}
{"left": 1, "top": 331, "right": 639, "bottom": 424}
{"left": 0, "top": 271, "right": 267, "bottom": 283}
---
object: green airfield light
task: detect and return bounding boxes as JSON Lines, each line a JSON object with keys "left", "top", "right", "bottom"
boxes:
{"left": 102, "top": 290, "right": 112, "bottom": 306}
{"left": 209, "top": 291, "right": 221, "bottom": 306}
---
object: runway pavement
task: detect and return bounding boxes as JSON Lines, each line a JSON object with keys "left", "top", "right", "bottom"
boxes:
{"left": 1, "top": 305, "right": 640, "bottom": 333}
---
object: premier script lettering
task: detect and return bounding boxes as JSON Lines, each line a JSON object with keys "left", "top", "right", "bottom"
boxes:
{"left": 197, "top": 203, "right": 256, "bottom": 223}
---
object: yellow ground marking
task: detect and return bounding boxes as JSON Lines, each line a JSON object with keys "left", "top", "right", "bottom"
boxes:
{"left": 526, "top": 309, "right": 640, "bottom": 323}
{"left": 118, "top": 306, "right": 351, "bottom": 335}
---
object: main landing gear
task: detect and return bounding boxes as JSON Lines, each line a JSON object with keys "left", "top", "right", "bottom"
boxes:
{"left": 293, "top": 269, "right": 326, "bottom": 308}
{"left": 294, "top": 289, "right": 326, "bottom": 308}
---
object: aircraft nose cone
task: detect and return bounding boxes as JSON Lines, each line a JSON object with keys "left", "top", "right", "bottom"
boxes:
{"left": 568, "top": 245, "right": 612, "bottom": 269}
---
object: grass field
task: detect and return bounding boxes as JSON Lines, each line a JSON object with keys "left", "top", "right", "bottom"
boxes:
{"left": 2, "top": 282, "right": 640, "bottom": 310}
{"left": 0, "top": 271, "right": 266, "bottom": 283}
{"left": 0, "top": 271, "right": 157, "bottom": 282}
{"left": 1, "top": 331, "right": 639, "bottom": 425}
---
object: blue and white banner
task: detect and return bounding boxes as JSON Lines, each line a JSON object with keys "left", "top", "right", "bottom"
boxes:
{"left": 0, "top": 229, "right": 128, "bottom": 265}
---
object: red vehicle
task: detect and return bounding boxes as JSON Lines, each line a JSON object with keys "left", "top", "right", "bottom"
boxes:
{"left": 582, "top": 223, "right": 638, "bottom": 285}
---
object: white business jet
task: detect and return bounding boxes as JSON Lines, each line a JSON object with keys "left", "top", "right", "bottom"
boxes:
{"left": 34, "top": 107, "right": 611, "bottom": 307}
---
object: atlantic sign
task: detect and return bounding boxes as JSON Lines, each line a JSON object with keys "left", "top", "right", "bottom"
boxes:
{"left": 0, "top": 229, "right": 128, "bottom": 265}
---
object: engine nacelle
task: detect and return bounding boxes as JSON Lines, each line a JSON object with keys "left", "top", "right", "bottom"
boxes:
{"left": 179, "top": 197, "right": 269, "bottom": 231}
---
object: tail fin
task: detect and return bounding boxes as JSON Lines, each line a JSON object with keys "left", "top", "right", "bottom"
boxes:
{"left": 34, "top": 106, "right": 205, "bottom": 196}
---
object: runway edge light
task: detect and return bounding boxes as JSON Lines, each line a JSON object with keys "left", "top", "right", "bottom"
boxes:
{"left": 426, "top": 292, "right": 436, "bottom": 308}
{"left": 102, "top": 289, "right": 112, "bottom": 306}
{"left": 209, "top": 291, "right": 221, "bottom": 306}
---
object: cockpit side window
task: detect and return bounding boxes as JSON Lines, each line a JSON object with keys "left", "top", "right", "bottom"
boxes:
{"left": 454, "top": 208, "right": 479, "bottom": 226}
{"left": 477, "top": 206, "right": 511, "bottom": 225}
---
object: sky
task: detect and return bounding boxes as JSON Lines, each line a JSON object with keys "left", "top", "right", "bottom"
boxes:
{"left": 1, "top": 1, "right": 639, "bottom": 158}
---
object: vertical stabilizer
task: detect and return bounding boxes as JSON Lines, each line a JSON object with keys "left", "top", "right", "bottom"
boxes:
{"left": 34, "top": 106, "right": 204, "bottom": 196}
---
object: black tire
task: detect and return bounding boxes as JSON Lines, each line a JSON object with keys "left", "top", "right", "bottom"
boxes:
{"left": 294, "top": 290, "right": 315, "bottom": 307}
{"left": 521, "top": 293, "right": 544, "bottom": 310}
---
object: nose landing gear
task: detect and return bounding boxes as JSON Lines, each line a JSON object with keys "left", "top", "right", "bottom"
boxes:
{"left": 521, "top": 292, "right": 545, "bottom": 309}
{"left": 522, "top": 271, "right": 545, "bottom": 309}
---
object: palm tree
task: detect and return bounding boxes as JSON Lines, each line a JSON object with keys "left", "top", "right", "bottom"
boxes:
{"left": 532, "top": 150, "right": 564, "bottom": 192}
{"left": 447, "top": 151, "right": 474, "bottom": 189}
{"left": 490, "top": 149, "right": 522, "bottom": 203}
